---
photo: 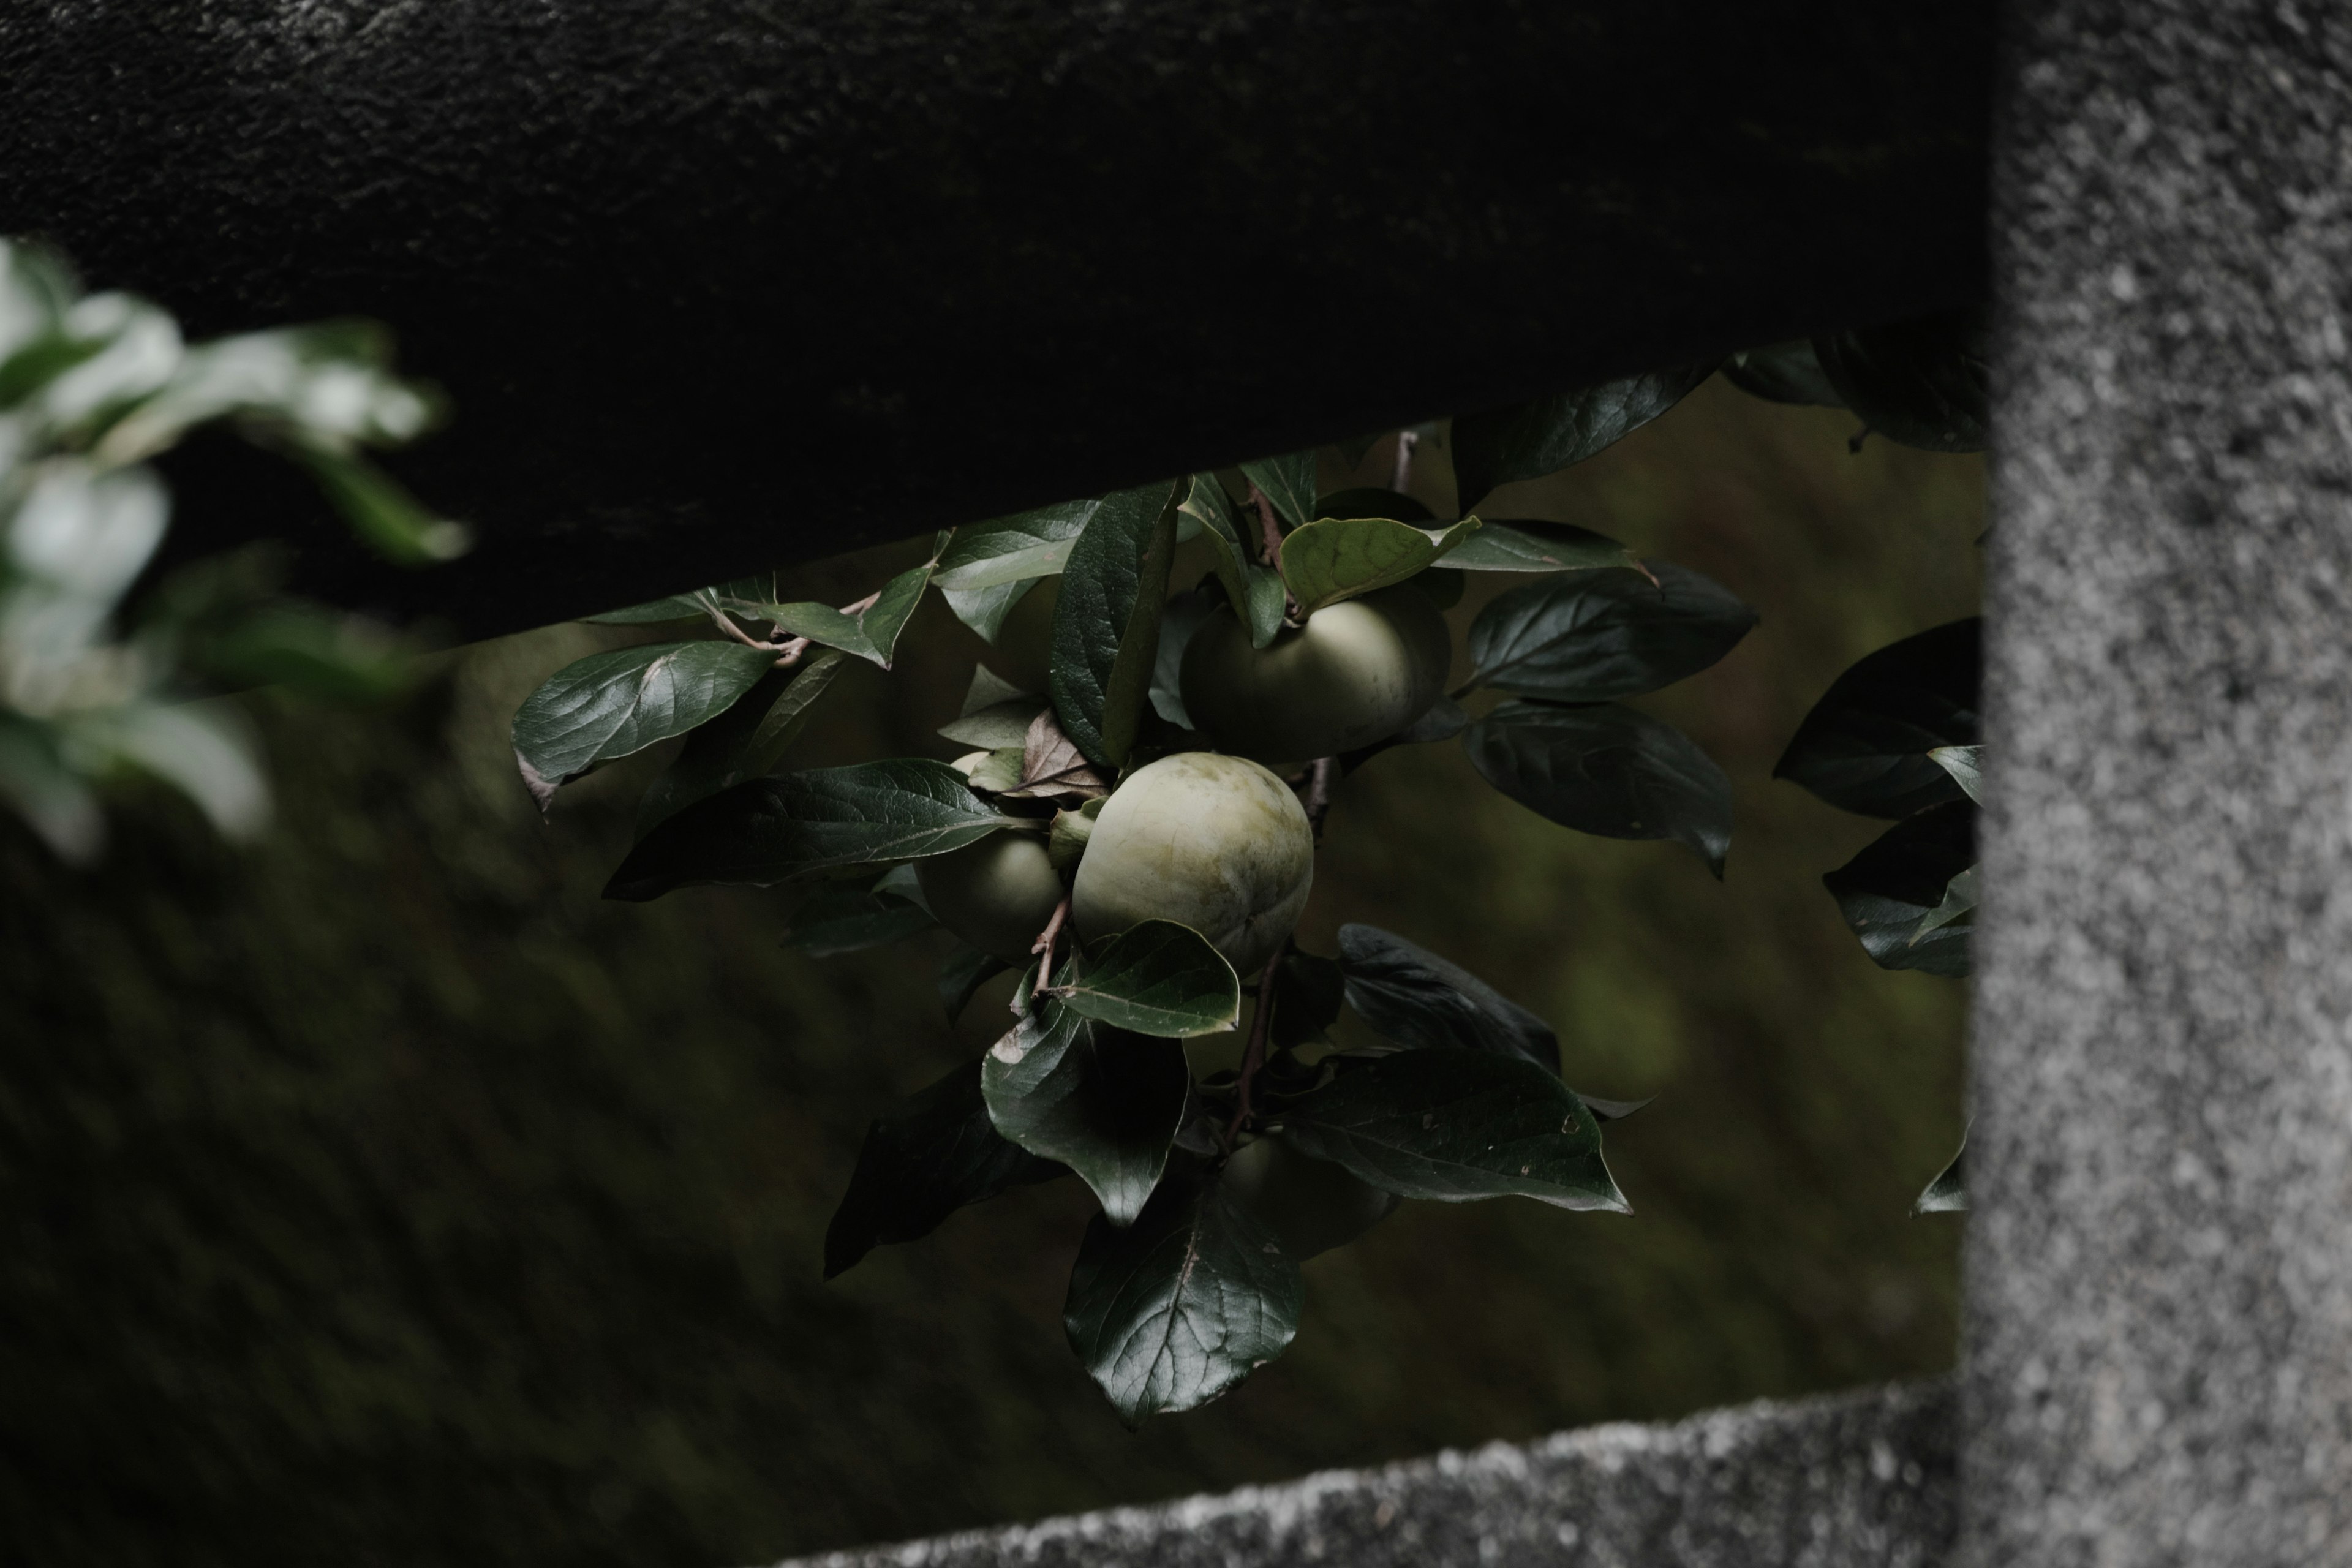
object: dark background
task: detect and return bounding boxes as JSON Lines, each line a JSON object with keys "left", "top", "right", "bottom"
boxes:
{"left": 0, "top": 378, "right": 1978, "bottom": 1567}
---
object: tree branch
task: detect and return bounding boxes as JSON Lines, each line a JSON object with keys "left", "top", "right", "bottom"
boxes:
{"left": 1223, "top": 943, "right": 1286, "bottom": 1151}
{"left": 1245, "top": 483, "right": 1284, "bottom": 567}
{"left": 1302, "top": 756, "right": 1335, "bottom": 840}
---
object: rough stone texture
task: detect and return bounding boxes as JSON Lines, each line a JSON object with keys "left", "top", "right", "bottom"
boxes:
{"left": 1, "top": 2, "right": 1989, "bottom": 635}
{"left": 1970, "top": 2, "right": 2352, "bottom": 1562}
{"left": 773, "top": 1382, "right": 1956, "bottom": 1568}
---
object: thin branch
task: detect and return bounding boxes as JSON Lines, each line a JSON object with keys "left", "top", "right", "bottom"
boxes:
{"left": 1017, "top": 894, "right": 1071, "bottom": 1014}
{"left": 1223, "top": 943, "right": 1286, "bottom": 1152}
{"left": 1245, "top": 483, "right": 1284, "bottom": 567}
{"left": 1302, "top": 756, "right": 1335, "bottom": 840}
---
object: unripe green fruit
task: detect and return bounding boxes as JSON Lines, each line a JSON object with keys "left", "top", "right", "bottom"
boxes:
{"left": 915, "top": 832, "right": 1063, "bottom": 963}
{"left": 1223, "top": 1134, "right": 1399, "bottom": 1261}
{"left": 1178, "top": 584, "right": 1452, "bottom": 767}
{"left": 1070, "top": 752, "right": 1312, "bottom": 979}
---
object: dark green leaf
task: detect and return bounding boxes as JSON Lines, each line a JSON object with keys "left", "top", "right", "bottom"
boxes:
{"left": 1441, "top": 518, "right": 1640, "bottom": 575}
{"left": 1814, "top": 309, "right": 1989, "bottom": 453}
{"left": 1464, "top": 700, "right": 1733, "bottom": 875}
{"left": 1049, "top": 480, "right": 1182, "bottom": 767}
{"left": 939, "top": 944, "right": 1012, "bottom": 1023}
{"left": 783, "top": 888, "right": 937, "bottom": 957}
{"left": 1277, "top": 516, "right": 1479, "bottom": 615}
{"left": 1238, "top": 451, "right": 1318, "bottom": 529}
{"left": 1776, "top": 619, "right": 1981, "bottom": 819}
{"left": 584, "top": 593, "right": 713, "bottom": 625}
{"left": 1466, "top": 563, "right": 1757, "bottom": 702}
{"left": 1910, "top": 863, "right": 1980, "bottom": 943}
{"left": 1929, "top": 745, "right": 1983, "bottom": 805}
{"left": 1823, "top": 801, "right": 1977, "bottom": 977}
{"left": 940, "top": 576, "right": 1042, "bottom": 644}
{"left": 1913, "top": 1131, "right": 1969, "bottom": 1215}
{"left": 938, "top": 666, "right": 1049, "bottom": 750}
{"left": 637, "top": 650, "right": 850, "bottom": 831}
{"left": 1278, "top": 1050, "right": 1627, "bottom": 1211}
{"left": 1335, "top": 924, "right": 1559, "bottom": 1072}
{"left": 1314, "top": 486, "right": 1435, "bottom": 523}
{"left": 1060, "top": 920, "right": 1241, "bottom": 1038}
{"left": 1722, "top": 341, "right": 1845, "bottom": 407}
{"left": 1270, "top": 949, "right": 1344, "bottom": 1049}
{"left": 1182, "top": 474, "right": 1287, "bottom": 650}
{"left": 983, "top": 1003, "right": 1190, "bottom": 1225}
{"left": 934, "top": 493, "right": 1127, "bottom": 592}
{"left": 1150, "top": 582, "right": 1219, "bottom": 729}
{"left": 823, "top": 1062, "right": 1065, "bottom": 1278}
{"left": 1063, "top": 1172, "right": 1302, "bottom": 1425}
{"left": 606, "top": 760, "right": 1018, "bottom": 900}
{"left": 754, "top": 559, "right": 933, "bottom": 668}
{"left": 186, "top": 603, "right": 411, "bottom": 703}
{"left": 1451, "top": 364, "right": 1714, "bottom": 508}
{"left": 511, "top": 640, "right": 778, "bottom": 809}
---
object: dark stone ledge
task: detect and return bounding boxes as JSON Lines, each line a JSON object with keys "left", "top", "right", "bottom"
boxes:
{"left": 2, "top": 2, "right": 1990, "bottom": 636}
{"left": 775, "top": 1381, "right": 1956, "bottom": 1568}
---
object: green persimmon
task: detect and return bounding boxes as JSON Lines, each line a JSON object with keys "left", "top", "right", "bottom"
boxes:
{"left": 1069, "top": 752, "right": 1312, "bottom": 979}
{"left": 1223, "top": 1133, "right": 1399, "bottom": 1261}
{"left": 1178, "top": 583, "right": 1451, "bottom": 766}
{"left": 915, "top": 831, "right": 1063, "bottom": 963}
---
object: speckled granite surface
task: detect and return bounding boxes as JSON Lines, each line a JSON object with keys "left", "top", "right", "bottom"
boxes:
{"left": 1970, "top": 2, "right": 2352, "bottom": 1562}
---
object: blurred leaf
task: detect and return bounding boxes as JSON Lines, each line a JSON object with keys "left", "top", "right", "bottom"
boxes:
{"left": 7, "top": 462, "right": 168, "bottom": 603}
{"left": 510, "top": 640, "right": 777, "bottom": 809}
{"left": 0, "top": 715, "right": 101, "bottom": 861}
{"left": 1278, "top": 1050, "right": 1626, "bottom": 1212}
{"left": 1466, "top": 563, "right": 1756, "bottom": 702}
{"left": 37, "top": 292, "right": 183, "bottom": 433}
{"left": 186, "top": 603, "right": 410, "bottom": 703}
{"left": 983, "top": 1001, "right": 1190, "bottom": 1225}
{"left": 1183, "top": 474, "right": 1286, "bottom": 650}
{"left": 1049, "top": 480, "right": 1180, "bottom": 767}
{"left": 1063, "top": 1172, "right": 1302, "bottom": 1425}
{"left": 1929, "top": 744, "right": 1984, "bottom": 805}
{"left": 939, "top": 944, "right": 1012, "bottom": 1022}
{"left": 287, "top": 441, "right": 469, "bottom": 565}
{"left": 1776, "top": 619, "right": 1981, "bottom": 819}
{"left": 824, "top": 1061, "right": 1065, "bottom": 1278}
{"left": 1913, "top": 1131, "right": 1969, "bottom": 1215}
{"left": 1442, "top": 518, "right": 1639, "bottom": 574}
{"left": 1270, "top": 949, "right": 1344, "bottom": 1049}
{"left": 605, "top": 760, "right": 1019, "bottom": 900}
{"left": 753, "top": 560, "right": 933, "bottom": 669}
{"left": 1335, "top": 924, "right": 1559, "bottom": 1072}
{"left": 1238, "top": 451, "right": 1317, "bottom": 529}
{"left": 1814, "top": 309, "right": 1989, "bottom": 452}
{"left": 1823, "top": 801, "right": 1977, "bottom": 977}
{"left": 1451, "top": 364, "right": 1714, "bottom": 508}
{"left": 1722, "top": 340, "right": 1845, "bottom": 407}
{"left": 1277, "top": 516, "right": 1479, "bottom": 615}
{"left": 72, "top": 699, "right": 270, "bottom": 843}
{"left": 783, "top": 888, "right": 937, "bottom": 957}
{"left": 1059, "top": 920, "right": 1241, "bottom": 1038}
{"left": 1464, "top": 700, "right": 1733, "bottom": 875}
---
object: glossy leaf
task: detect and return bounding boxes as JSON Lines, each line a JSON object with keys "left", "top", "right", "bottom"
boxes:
{"left": 1182, "top": 474, "right": 1286, "bottom": 650}
{"left": 1722, "top": 340, "right": 1844, "bottom": 407}
{"left": 1277, "top": 1050, "right": 1627, "bottom": 1212}
{"left": 1335, "top": 924, "right": 1559, "bottom": 1072}
{"left": 606, "top": 760, "right": 1019, "bottom": 900}
{"left": 1063, "top": 1172, "right": 1302, "bottom": 1425}
{"left": 1913, "top": 1131, "right": 1969, "bottom": 1215}
{"left": 1776, "top": 619, "right": 1981, "bottom": 819}
{"left": 510, "top": 640, "right": 777, "bottom": 809}
{"left": 1049, "top": 480, "right": 1181, "bottom": 767}
{"left": 1823, "top": 801, "right": 1977, "bottom": 977}
{"left": 940, "top": 944, "right": 1011, "bottom": 1022}
{"left": 1929, "top": 745, "right": 1983, "bottom": 805}
{"left": 823, "top": 1062, "right": 1065, "bottom": 1278}
{"left": 1270, "top": 949, "right": 1346, "bottom": 1050}
{"left": 754, "top": 559, "right": 933, "bottom": 668}
{"left": 638, "top": 650, "right": 850, "bottom": 831}
{"left": 1466, "top": 563, "right": 1756, "bottom": 702}
{"left": 1910, "top": 863, "right": 1980, "bottom": 944}
{"left": 1277, "top": 516, "right": 1479, "bottom": 615}
{"left": 983, "top": 1003, "right": 1190, "bottom": 1225}
{"left": 1059, "top": 920, "right": 1242, "bottom": 1038}
{"left": 1451, "top": 364, "right": 1714, "bottom": 508}
{"left": 934, "top": 494, "right": 1114, "bottom": 592}
{"left": 1814, "top": 309, "right": 1989, "bottom": 453}
{"left": 1441, "top": 518, "right": 1640, "bottom": 575}
{"left": 1238, "top": 451, "right": 1318, "bottom": 529}
{"left": 783, "top": 888, "right": 937, "bottom": 957}
{"left": 940, "top": 576, "right": 1042, "bottom": 645}
{"left": 1465, "top": 700, "right": 1734, "bottom": 875}
{"left": 289, "top": 440, "right": 470, "bottom": 565}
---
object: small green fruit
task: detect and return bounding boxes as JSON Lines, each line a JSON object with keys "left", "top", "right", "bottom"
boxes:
{"left": 915, "top": 832, "right": 1063, "bottom": 964}
{"left": 1223, "top": 1133, "right": 1399, "bottom": 1261}
{"left": 1179, "top": 584, "right": 1451, "bottom": 766}
{"left": 1069, "top": 752, "right": 1311, "bottom": 979}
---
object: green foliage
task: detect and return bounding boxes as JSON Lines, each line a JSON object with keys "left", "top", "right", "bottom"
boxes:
{"left": 1812, "top": 310, "right": 1990, "bottom": 453}
{"left": 1237, "top": 450, "right": 1319, "bottom": 530}
{"left": 1056, "top": 920, "right": 1241, "bottom": 1038}
{"left": 1722, "top": 340, "right": 1844, "bottom": 407}
{"left": 1450, "top": 365, "right": 1716, "bottom": 509}
{"left": 1913, "top": 1132, "right": 1969, "bottom": 1215}
{"left": 1465, "top": 699, "right": 1736, "bottom": 876}
{"left": 982, "top": 1001, "right": 1190, "bottom": 1226}
{"left": 1335, "top": 923, "right": 1559, "bottom": 1072}
{"left": 1463, "top": 564, "right": 1757, "bottom": 704}
{"left": 1277, "top": 514, "right": 1479, "bottom": 614}
{"left": 1049, "top": 481, "right": 1181, "bottom": 767}
{"left": 510, "top": 641, "right": 779, "bottom": 807}
{"left": 1821, "top": 802, "right": 1977, "bottom": 978}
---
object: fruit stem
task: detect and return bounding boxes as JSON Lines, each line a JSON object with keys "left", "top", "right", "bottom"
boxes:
{"left": 1027, "top": 895, "right": 1071, "bottom": 997}
{"left": 1222, "top": 942, "right": 1285, "bottom": 1152}
{"left": 1301, "top": 758, "right": 1335, "bottom": 840}
{"left": 1245, "top": 483, "right": 1284, "bottom": 566}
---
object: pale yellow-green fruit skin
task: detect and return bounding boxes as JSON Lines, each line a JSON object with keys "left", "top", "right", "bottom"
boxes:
{"left": 1223, "top": 1134, "right": 1399, "bottom": 1261}
{"left": 1178, "top": 584, "right": 1452, "bottom": 767}
{"left": 915, "top": 832, "right": 1064, "bottom": 964}
{"left": 1069, "top": 752, "right": 1312, "bottom": 980}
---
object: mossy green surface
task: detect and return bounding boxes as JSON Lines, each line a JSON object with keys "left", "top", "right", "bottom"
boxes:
{"left": 0, "top": 380, "right": 1978, "bottom": 1567}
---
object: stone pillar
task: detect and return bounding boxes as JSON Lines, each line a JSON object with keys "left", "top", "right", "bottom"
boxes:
{"left": 1971, "top": 4, "right": 2352, "bottom": 1562}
